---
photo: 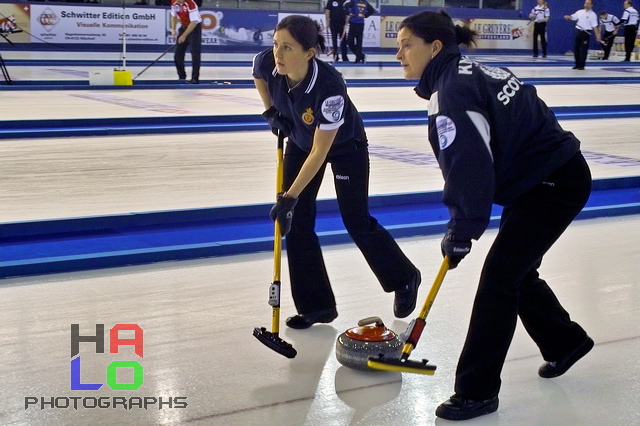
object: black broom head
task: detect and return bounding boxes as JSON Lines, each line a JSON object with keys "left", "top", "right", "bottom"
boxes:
{"left": 367, "top": 354, "right": 436, "bottom": 375}
{"left": 253, "top": 327, "right": 297, "bottom": 359}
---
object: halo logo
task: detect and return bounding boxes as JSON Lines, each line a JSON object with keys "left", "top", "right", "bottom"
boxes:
{"left": 24, "top": 323, "right": 188, "bottom": 411}
{"left": 38, "top": 8, "right": 59, "bottom": 32}
{"left": 70, "top": 324, "right": 144, "bottom": 391}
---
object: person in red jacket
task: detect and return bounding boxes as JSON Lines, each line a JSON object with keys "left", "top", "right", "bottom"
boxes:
{"left": 170, "top": 0, "right": 202, "bottom": 83}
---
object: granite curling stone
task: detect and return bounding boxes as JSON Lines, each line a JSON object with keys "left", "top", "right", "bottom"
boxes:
{"left": 335, "top": 316, "right": 403, "bottom": 371}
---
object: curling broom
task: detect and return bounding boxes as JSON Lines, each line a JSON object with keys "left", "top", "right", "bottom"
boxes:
{"left": 367, "top": 256, "right": 449, "bottom": 374}
{"left": 252, "top": 130, "right": 297, "bottom": 359}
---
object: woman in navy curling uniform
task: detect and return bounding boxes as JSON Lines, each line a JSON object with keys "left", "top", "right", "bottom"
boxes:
{"left": 395, "top": 11, "right": 594, "bottom": 421}
{"left": 253, "top": 15, "right": 420, "bottom": 329}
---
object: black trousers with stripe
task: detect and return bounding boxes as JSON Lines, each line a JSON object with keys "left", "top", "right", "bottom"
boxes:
{"left": 283, "top": 141, "right": 416, "bottom": 314}
{"left": 454, "top": 152, "right": 592, "bottom": 400}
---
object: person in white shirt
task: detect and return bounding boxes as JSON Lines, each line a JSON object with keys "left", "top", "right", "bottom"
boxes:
{"left": 564, "top": 0, "right": 602, "bottom": 70}
{"left": 599, "top": 10, "right": 621, "bottom": 60}
{"left": 620, "top": 0, "right": 639, "bottom": 61}
{"left": 530, "top": 0, "right": 550, "bottom": 57}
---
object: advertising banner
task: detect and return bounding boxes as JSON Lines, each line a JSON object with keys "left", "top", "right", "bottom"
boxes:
{"left": 381, "top": 16, "right": 532, "bottom": 50}
{"left": 30, "top": 5, "right": 165, "bottom": 44}
{"left": 379, "top": 15, "right": 403, "bottom": 48}
{"left": 0, "top": 3, "right": 31, "bottom": 44}
{"left": 463, "top": 18, "right": 533, "bottom": 49}
{"left": 168, "top": 9, "right": 277, "bottom": 47}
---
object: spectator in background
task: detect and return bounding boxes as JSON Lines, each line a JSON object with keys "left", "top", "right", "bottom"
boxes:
{"left": 529, "top": 0, "right": 550, "bottom": 57}
{"left": 599, "top": 10, "right": 621, "bottom": 60}
{"left": 620, "top": 0, "right": 639, "bottom": 61}
{"left": 325, "top": 0, "right": 349, "bottom": 62}
{"left": 134, "top": 0, "right": 149, "bottom": 4}
{"left": 343, "top": 0, "right": 375, "bottom": 63}
{"left": 564, "top": 0, "right": 601, "bottom": 70}
{"left": 170, "top": 0, "right": 202, "bottom": 83}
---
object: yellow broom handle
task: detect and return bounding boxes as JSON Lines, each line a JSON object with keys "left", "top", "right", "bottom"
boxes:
{"left": 273, "top": 132, "right": 284, "bottom": 283}
{"left": 400, "top": 256, "right": 450, "bottom": 358}
{"left": 272, "top": 132, "right": 285, "bottom": 333}
{"left": 417, "top": 256, "right": 449, "bottom": 319}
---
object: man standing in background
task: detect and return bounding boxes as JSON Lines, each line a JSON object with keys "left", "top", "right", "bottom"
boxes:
{"left": 564, "top": 0, "right": 601, "bottom": 70}
{"left": 343, "top": 0, "right": 375, "bottom": 64}
{"left": 170, "top": 0, "right": 202, "bottom": 84}
{"left": 325, "top": 0, "right": 349, "bottom": 62}
{"left": 620, "top": 0, "right": 639, "bottom": 61}
{"left": 530, "top": 0, "right": 550, "bottom": 57}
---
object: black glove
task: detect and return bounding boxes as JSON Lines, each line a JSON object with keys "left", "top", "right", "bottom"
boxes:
{"left": 269, "top": 193, "right": 298, "bottom": 236}
{"left": 441, "top": 230, "right": 472, "bottom": 270}
{"left": 262, "top": 106, "right": 292, "bottom": 137}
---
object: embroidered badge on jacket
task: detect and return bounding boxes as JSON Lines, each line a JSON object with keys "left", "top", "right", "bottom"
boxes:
{"left": 302, "top": 108, "right": 314, "bottom": 125}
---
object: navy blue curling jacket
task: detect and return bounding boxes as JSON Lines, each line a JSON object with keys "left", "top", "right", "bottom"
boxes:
{"left": 416, "top": 44, "right": 580, "bottom": 240}
{"left": 253, "top": 48, "right": 367, "bottom": 156}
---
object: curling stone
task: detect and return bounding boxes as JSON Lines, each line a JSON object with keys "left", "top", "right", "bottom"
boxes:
{"left": 335, "top": 317, "right": 403, "bottom": 371}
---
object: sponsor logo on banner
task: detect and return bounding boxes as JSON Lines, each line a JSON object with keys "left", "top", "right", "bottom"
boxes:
{"left": 30, "top": 4, "right": 165, "bottom": 44}
{"left": 466, "top": 18, "right": 533, "bottom": 49}
{"left": 380, "top": 15, "right": 404, "bottom": 48}
{"left": 38, "top": 8, "right": 59, "bottom": 31}
{"left": 0, "top": 3, "right": 31, "bottom": 43}
{"left": 381, "top": 16, "right": 531, "bottom": 50}
{"left": 0, "top": 14, "right": 18, "bottom": 32}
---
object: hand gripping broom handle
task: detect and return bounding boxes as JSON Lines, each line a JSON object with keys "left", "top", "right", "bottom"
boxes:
{"left": 400, "top": 256, "right": 450, "bottom": 360}
{"left": 270, "top": 131, "right": 286, "bottom": 334}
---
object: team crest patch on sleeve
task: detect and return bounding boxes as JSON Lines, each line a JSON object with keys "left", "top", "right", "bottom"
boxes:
{"left": 302, "top": 108, "right": 314, "bottom": 125}
{"left": 435, "top": 115, "right": 456, "bottom": 150}
{"left": 321, "top": 95, "right": 345, "bottom": 123}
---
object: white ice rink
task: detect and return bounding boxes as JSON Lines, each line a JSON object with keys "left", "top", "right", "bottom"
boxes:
{"left": 0, "top": 53, "right": 639, "bottom": 425}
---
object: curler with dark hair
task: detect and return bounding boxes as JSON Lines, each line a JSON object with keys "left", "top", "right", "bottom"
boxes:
{"left": 399, "top": 10, "right": 476, "bottom": 48}
{"left": 275, "top": 15, "right": 326, "bottom": 55}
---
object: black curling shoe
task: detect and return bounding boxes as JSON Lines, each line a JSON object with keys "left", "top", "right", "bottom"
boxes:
{"left": 538, "top": 337, "right": 594, "bottom": 378}
{"left": 436, "top": 394, "right": 499, "bottom": 421}
{"left": 394, "top": 269, "right": 421, "bottom": 318}
{"left": 286, "top": 309, "right": 338, "bottom": 329}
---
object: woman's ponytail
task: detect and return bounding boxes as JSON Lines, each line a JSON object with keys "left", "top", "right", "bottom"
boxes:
{"left": 454, "top": 24, "right": 477, "bottom": 48}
